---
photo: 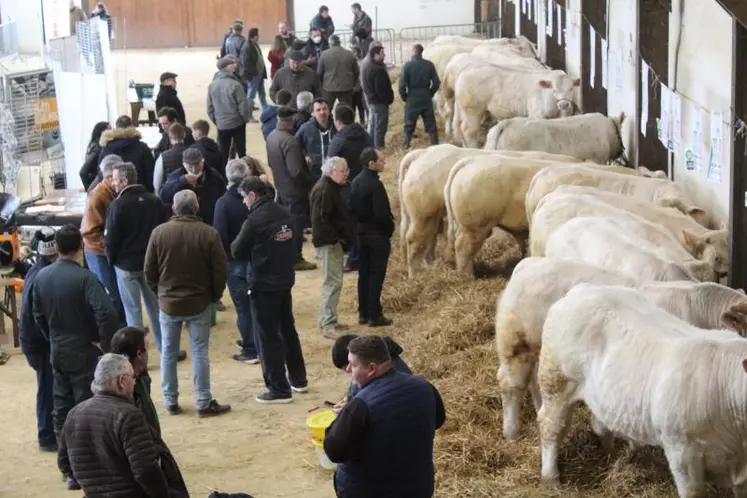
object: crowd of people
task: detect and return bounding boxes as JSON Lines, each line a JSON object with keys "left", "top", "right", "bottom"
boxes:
{"left": 15, "top": 4, "right": 447, "bottom": 497}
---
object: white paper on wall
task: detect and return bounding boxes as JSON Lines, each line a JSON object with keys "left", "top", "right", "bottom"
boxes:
{"left": 565, "top": 7, "right": 572, "bottom": 47}
{"left": 708, "top": 111, "right": 723, "bottom": 182}
{"left": 601, "top": 39, "right": 608, "bottom": 89}
{"left": 641, "top": 61, "right": 649, "bottom": 136}
{"left": 534, "top": 0, "right": 540, "bottom": 24}
{"left": 589, "top": 26, "right": 596, "bottom": 88}
{"left": 671, "top": 92, "right": 681, "bottom": 155}
{"left": 659, "top": 84, "right": 671, "bottom": 148}
{"left": 692, "top": 107, "right": 702, "bottom": 171}
{"left": 546, "top": 0, "right": 553, "bottom": 36}
{"left": 556, "top": 4, "right": 563, "bottom": 45}
{"left": 615, "top": 50, "right": 623, "bottom": 96}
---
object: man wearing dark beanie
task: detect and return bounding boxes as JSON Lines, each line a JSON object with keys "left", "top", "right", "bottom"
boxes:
{"left": 266, "top": 106, "right": 317, "bottom": 271}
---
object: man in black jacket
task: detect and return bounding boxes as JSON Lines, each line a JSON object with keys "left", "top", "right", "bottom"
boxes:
{"left": 192, "top": 119, "right": 225, "bottom": 178}
{"left": 155, "top": 72, "right": 186, "bottom": 125}
{"left": 231, "top": 178, "right": 309, "bottom": 404}
{"left": 399, "top": 44, "right": 441, "bottom": 148}
{"left": 303, "top": 27, "right": 330, "bottom": 72}
{"left": 106, "top": 162, "right": 176, "bottom": 359}
{"left": 361, "top": 46, "right": 393, "bottom": 150}
{"left": 296, "top": 98, "right": 336, "bottom": 183}
{"left": 266, "top": 106, "right": 317, "bottom": 271}
{"left": 159, "top": 147, "right": 226, "bottom": 226}
{"left": 310, "top": 157, "right": 353, "bottom": 339}
{"left": 19, "top": 228, "right": 58, "bottom": 452}
{"left": 328, "top": 104, "right": 373, "bottom": 272}
{"left": 240, "top": 27, "right": 268, "bottom": 123}
{"left": 350, "top": 147, "right": 393, "bottom": 327}
{"left": 324, "top": 335, "right": 445, "bottom": 498}
{"left": 32, "top": 225, "right": 120, "bottom": 488}
{"left": 98, "top": 115, "right": 157, "bottom": 193}
{"left": 156, "top": 107, "right": 195, "bottom": 159}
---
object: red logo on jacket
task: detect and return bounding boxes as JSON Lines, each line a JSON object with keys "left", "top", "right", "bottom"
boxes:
{"left": 275, "top": 225, "right": 293, "bottom": 242}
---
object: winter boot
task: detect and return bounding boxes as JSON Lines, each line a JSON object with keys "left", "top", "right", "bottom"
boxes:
{"left": 429, "top": 132, "right": 440, "bottom": 145}
{"left": 402, "top": 133, "right": 412, "bottom": 149}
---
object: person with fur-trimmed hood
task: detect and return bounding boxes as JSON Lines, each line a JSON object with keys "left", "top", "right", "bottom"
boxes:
{"left": 98, "top": 115, "right": 156, "bottom": 193}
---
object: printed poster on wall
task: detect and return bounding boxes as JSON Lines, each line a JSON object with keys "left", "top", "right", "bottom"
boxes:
{"left": 659, "top": 84, "right": 671, "bottom": 148}
{"left": 690, "top": 107, "right": 702, "bottom": 171}
{"left": 640, "top": 61, "right": 649, "bottom": 136}
{"left": 557, "top": 5, "right": 563, "bottom": 45}
{"left": 708, "top": 112, "right": 723, "bottom": 182}
{"left": 671, "top": 92, "right": 682, "bottom": 155}
{"left": 546, "top": 0, "right": 554, "bottom": 36}
{"left": 601, "top": 39, "right": 609, "bottom": 89}
{"left": 589, "top": 27, "right": 596, "bottom": 89}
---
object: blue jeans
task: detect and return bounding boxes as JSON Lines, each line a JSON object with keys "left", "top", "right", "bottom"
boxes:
{"left": 227, "top": 261, "right": 257, "bottom": 357}
{"left": 25, "top": 352, "right": 55, "bottom": 447}
{"left": 84, "top": 252, "right": 125, "bottom": 323}
{"left": 160, "top": 306, "right": 212, "bottom": 410}
{"left": 246, "top": 76, "right": 267, "bottom": 118}
{"left": 114, "top": 268, "right": 162, "bottom": 352}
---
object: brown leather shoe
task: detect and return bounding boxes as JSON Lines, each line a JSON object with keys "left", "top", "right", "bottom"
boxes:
{"left": 294, "top": 259, "right": 318, "bottom": 271}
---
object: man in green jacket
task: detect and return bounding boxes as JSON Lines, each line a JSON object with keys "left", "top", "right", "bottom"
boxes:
{"left": 398, "top": 43, "right": 441, "bottom": 148}
{"left": 240, "top": 27, "right": 268, "bottom": 123}
{"left": 110, "top": 326, "right": 189, "bottom": 496}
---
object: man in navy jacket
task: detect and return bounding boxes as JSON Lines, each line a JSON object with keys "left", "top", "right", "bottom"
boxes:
{"left": 19, "top": 228, "right": 58, "bottom": 452}
{"left": 324, "top": 335, "right": 445, "bottom": 498}
{"left": 231, "top": 177, "right": 308, "bottom": 404}
{"left": 213, "top": 159, "right": 259, "bottom": 364}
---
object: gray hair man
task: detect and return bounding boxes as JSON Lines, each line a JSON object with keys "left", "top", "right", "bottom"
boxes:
{"left": 213, "top": 158, "right": 264, "bottom": 365}
{"left": 145, "top": 185, "right": 230, "bottom": 417}
{"left": 105, "top": 161, "right": 178, "bottom": 361}
{"left": 297, "top": 90, "right": 315, "bottom": 113}
{"left": 81, "top": 150, "right": 126, "bottom": 324}
{"left": 310, "top": 156, "right": 353, "bottom": 338}
{"left": 317, "top": 34, "right": 360, "bottom": 110}
{"left": 57, "top": 353, "right": 174, "bottom": 497}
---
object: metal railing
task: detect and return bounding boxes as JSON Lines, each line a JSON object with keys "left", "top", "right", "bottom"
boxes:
{"left": 398, "top": 21, "right": 501, "bottom": 63}
{"left": 296, "top": 28, "right": 398, "bottom": 64}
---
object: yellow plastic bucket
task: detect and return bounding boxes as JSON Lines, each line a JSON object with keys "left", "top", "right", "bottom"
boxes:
{"left": 307, "top": 409, "right": 336, "bottom": 446}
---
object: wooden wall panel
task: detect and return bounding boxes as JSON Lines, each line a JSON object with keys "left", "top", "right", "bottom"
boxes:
{"left": 728, "top": 20, "right": 747, "bottom": 289}
{"left": 105, "top": 0, "right": 288, "bottom": 49}
{"left": 191, "top": 0, "right": 288, "bottom": 47}
{"left": 581, "top": 0, "right": 607, "bottom": 115}
{"left": 545, "top": 0, "right": 566, "bottom": 71}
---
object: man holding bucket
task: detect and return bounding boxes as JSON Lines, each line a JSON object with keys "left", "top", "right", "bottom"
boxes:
{"left": 323, "top": 335, "right": 446, "bottom": 498}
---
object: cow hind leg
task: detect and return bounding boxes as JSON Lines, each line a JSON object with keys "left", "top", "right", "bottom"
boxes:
{"left": 455, "top": 226, "right": 491, "bottom": 276}
{"left": 460, "top": 112, "right": 482, "bottom": 148}
{"left": 406, "top": 216, "right": 439, "bottom": 278}
{"left": 498, "top": 349, "right": 536, "bottom": 440}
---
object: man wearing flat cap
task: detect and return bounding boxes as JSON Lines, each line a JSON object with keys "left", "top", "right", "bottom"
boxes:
{"left": 267, "top": 106, "right": 317, "bottom": 271}
{"left": 19, "top": 228, "right": 59, "bottom": 452}
{"left": 159, "top": 147, "right": 226, "bottom": 226}
{"left": 270, "top": 49, "right": 322, "bottom": 105}
{"left": 155, "top": 72, "right": 186, "bottom": 125}
{"left": 208, "top": 55, "right": 251, "bottom": 173}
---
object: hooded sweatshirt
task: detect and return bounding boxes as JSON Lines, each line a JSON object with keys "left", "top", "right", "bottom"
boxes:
{"left": 326, "top": 123, "right": 373, "bottom": 180}
{"left": 295, "top": 118, "right": 336, "bottom": 182}
{"left": 98, "top": 128, "right": 156, "bottom": 193}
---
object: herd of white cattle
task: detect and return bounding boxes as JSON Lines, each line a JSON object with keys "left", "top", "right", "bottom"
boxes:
{"left": 398, "top": 35, "right": 747, "bottom": 497}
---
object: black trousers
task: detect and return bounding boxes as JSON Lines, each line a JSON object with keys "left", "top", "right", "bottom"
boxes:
{"left": 324, "top": 90, "right": 354, "bottom": 110}
{"left": 25, "top": 351, "right": 55, "bottom": 447}
{"left": 352, "top": 90, "right": 368, "bottom": 124}
{"left": 217, "top": 124, "right": 247, "bottom": 171}
{"left": 404, "top": 102, "right": 437, "bottom": 136}
{"left": 250, "top": 289, "right": 307, "bottom": 397}
{"left": 278, "top": 193, "right": 310, "bottom": 262}
{"left": 357, "top": 235, "right": 391, "bottom": 320}
{"left": 51, "top": 350, "right": 100, "bottom": 432}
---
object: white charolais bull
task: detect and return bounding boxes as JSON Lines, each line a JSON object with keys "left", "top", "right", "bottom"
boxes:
{"left": 496, "top": 257, "right": 747, "bottom": 440}
{"left": 529, "top": 190, "right": 729, "bottom": 276}
{"left": 440, "top": 52, "right": 544, "bottom": 136}
{"left": 398, "top": 145, "right": 577, "bottom": 277}
{"left": 524, "top": 163, "right": 706, "bottom": 221}
{"left": 484, "top": 113, "right": 626, "bottom": 164}
{"left": 452, "top": 66, "right": 580, "bottom": 148}
{"left": 430, "top": 35, "right": 538, "bottom": 58}
{"left": 538, "top": 284, "right": 747, "bottom": 496}
{"left": 544, "top": 217, "right": 717, "bottom": 282}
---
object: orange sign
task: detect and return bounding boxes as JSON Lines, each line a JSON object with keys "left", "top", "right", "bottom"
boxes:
{"left": 33, "top": 97, "right": 60, "bottom": 132}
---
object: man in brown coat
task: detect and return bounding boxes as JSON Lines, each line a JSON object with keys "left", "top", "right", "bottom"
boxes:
{"left": 81, "top": 154, "right": 125, "bottom": 323}
{"left": 317, "top": 35, "right": 359, "bottom": 109}
{"left": 144, "top": 189, "right": 230, "bottom": 418}
{"left": 69, "top": 1, "right": 87, "bottom": 35}
{"left": 58, "top": 353, "right": 181, "bottom": 498}
{"left": 270, "top": 50, "right": 322, "bottom": 105}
